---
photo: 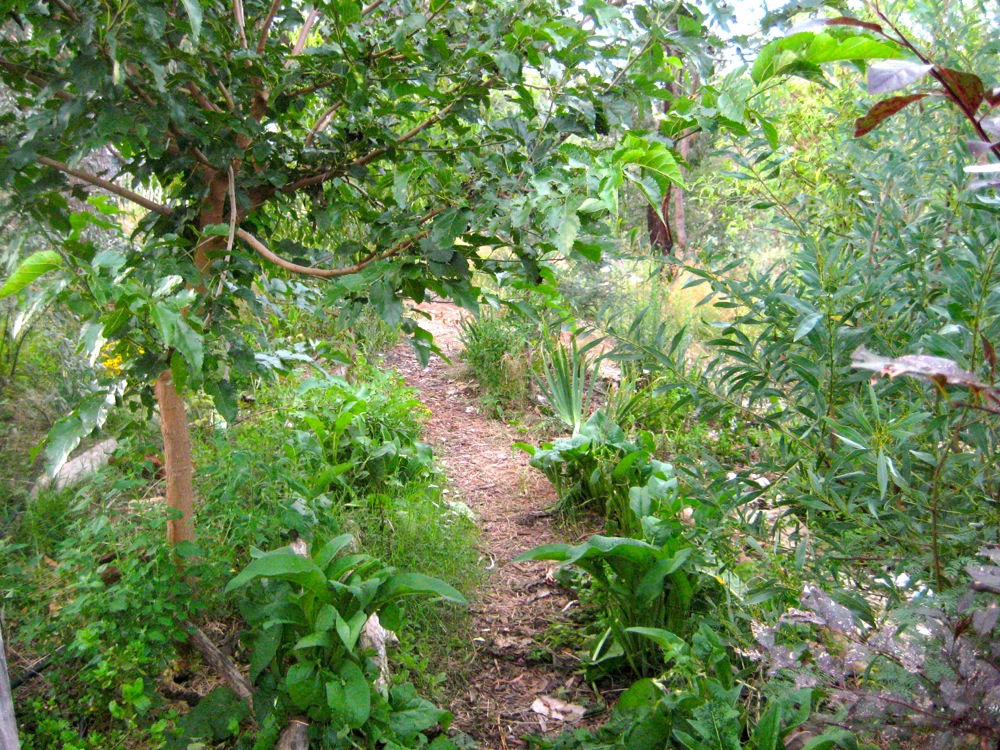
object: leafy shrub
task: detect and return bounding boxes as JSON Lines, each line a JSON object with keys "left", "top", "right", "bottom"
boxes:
{"left": 3, "top": 360, "right": 479, "bottom": 748}
{"left": 527, "top": 624, "right": 855, "bottom": 750}
{"left": 536, "top": 335, "right": 600, "bottom": 434}
{"left": 755, "top": 573, "right": 1000, "bottom": 749}
{"left": 517, "top": 463, "right": 708, "bottom": 677}
{"left": 516, "top": 410, "right": 661, "bottom": 533}
{"left": 289, "top": 371, "right": 434, "bottom": 499}
{"left": 228, "top": 535, "right": 466, "bottom": 747}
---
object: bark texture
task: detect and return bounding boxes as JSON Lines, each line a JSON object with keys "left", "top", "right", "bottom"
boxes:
{"left": 155, "top": 370, "right": 195, "bottom": 545}
{"left": 672, "top": 133, "right": 691, "bottom": 256}
{"left": 647, "top": 202, "right": 674, "bottom": 256}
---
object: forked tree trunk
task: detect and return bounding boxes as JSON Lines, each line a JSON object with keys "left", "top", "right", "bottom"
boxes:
{"left": 155, "top": 369, "right": 195, "bottom": 545}
{"left": 0, "top": 625, "right": 20, "bottom": 750}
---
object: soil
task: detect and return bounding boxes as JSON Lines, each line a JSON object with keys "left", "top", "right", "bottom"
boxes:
{"left": 383, "top": 301, "right": 604, "bottom": 749}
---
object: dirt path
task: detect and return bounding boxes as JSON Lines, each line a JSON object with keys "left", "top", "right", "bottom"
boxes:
{"left": 383, "top": 302, "right": 601, "bottom": 749}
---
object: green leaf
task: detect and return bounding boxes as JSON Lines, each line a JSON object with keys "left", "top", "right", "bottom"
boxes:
{"left": 315, "top": 604, "right": 340, "bottom": 633}
{"left": 749, "top": 704, "right": 781, "bottom": 750}
{"left": 335, "top": 610, "right": 367, "bottom": 651}
{"left": 152, "top": 303, "right": 204, "bottom": 374}
{"left": 555, "top": 205, "right": 581, "bottom": 255}
{"left": 205, "top": 379, "right": 237, "bottom": 423}
{"left": 294, "top": 631, "right": 332, "bottom": 650}
{"left": 338, "top": 660, "right": 371, "bottom": 728}
{"left": 800, "top": 729, "right": 857, "bottom": 750}
{"left": 315, "top": 534, "right": 355, "bottom": 570}
{"left": 179, "top": 0, "right": 203, "bottom": 42}
{"left": 0, "top": 251, "right": 63, "bottom": 298}
{"left": 287, "top": 661, "right": 320, "bottom": 709}
{"left": 380, "top": 573, "right": 467, "bottom": 605}
{"left": 249, "top": 624, "right": 283, "bottom": 682}
{"left": 388, "top": 685, "right": 452, "bottom": 738}
{"left": 424, "top": 207, "right": 471, "bottom": 263}
{"left": 625, "top": 627, "right": 687, "bottom": 659}
{"left": 793, "top": 312, "right": 823, "bottom": 341}
{"left": 44, "top": 415, "right": 85, "bottom": 478}
{"left": 225, "top": 550, "right": 327, "bottom": 593}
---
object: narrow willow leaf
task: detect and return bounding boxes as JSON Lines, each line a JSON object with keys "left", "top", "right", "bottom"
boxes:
{"left": 793, "top": 312, "right": 823, "bottom": 341}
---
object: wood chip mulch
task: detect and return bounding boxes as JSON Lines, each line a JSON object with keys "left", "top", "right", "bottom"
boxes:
{"left": 383, "top": 303, "right": 605, "bottom": 750}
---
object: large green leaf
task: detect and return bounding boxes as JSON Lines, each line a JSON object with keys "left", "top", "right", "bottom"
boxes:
{"left": 338, "top": 660, "right": 371, "bottom": 728}
{"left": 0, "top": 251, "right": 63, "bottom": 298}
{"left": 225, "top": 551, "right": 327, "bottom": 593}
{"left": 379, "top": 573, "right": 467, "bottom": 605}
{"left": 515, "top": 536, "right": 663, "bottom": 566}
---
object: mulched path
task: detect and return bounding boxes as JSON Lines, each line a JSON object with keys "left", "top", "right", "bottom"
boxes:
{"left": 383, "top": 302, "right": 604, "bottom": 749}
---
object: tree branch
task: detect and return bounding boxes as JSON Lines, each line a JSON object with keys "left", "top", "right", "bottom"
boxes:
{"left": 290, "top": 6, "right": 320, "bottom": 58}
{"left": 284, "top": 77, "right": 490, "bottom": 195}
{"left": 36, "top": 157, "right": 173, "bottom": 217}
{"left": 233, "top": 0, "right": 249, "bottom": 49}
{"left": 186, "top": 623, "right": 252, "bottom": 701}
{"left": 50, "top": 0, "right": 80, "bottom": 23}
{"left": 182, "top": 82, "right": 224, "bottom": 113}
{"left": 237, "top": 208, "right": 443, "bottom": 277}
{"left": 0, "top": 61, "right": 72, "bottom": 101}
{"left": 304, "top": 102, "right": 344, "bottom": 147}
{"left": 256, "top": 0, "right": 284, "bottom": 55}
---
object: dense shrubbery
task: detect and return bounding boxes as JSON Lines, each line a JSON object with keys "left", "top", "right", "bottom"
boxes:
{"left": 1, "top": 359, "right": 478, "bottom": 748}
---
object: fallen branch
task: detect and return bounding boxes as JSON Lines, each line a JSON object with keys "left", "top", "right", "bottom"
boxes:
{"left": 276, "top": 718, "right": 309, "bottom": 749}
{"left": 10, "top": 646, "right": 65, "bottom": 690}
{"left": 185, "top": 622, "right": 252, "bottom": 701}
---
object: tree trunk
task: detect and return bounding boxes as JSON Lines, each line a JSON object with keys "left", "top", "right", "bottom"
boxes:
{"left": 0, "top": 625, "right": 21, "bottom": 750}
{"left": 155, "top": 370, "right": 195, "bottom": 545}
{"left": 673, "top": 135, "right": 691, "bottom": 257}
{"left": 647, "top": 202, "right": 673, "bottom": 256}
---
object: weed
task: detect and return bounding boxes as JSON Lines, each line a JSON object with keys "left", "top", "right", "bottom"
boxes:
{"left": 459, "top": 309, "right": 537, "bottom": 414}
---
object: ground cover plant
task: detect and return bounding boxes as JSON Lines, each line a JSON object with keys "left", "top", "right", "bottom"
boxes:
{"left": 0, "top": 352, "right": 480, "bottom": 748}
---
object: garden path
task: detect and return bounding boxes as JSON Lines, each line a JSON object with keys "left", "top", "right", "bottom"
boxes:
{"left": 383, "top": 301, "right": 602, "bottom": 750}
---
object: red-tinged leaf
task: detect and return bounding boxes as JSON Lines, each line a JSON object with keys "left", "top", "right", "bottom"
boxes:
{"left": 825, "top": 16, "right": 884, "bottom": 33}
{"left": 937, "top": 67, "right": 985, "bottom": 112}
{"left": 854, "top": 94, "right": 927, "bottom": 137}
{"left": 981, "top": 333, "right": 997, "bottom": 381}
